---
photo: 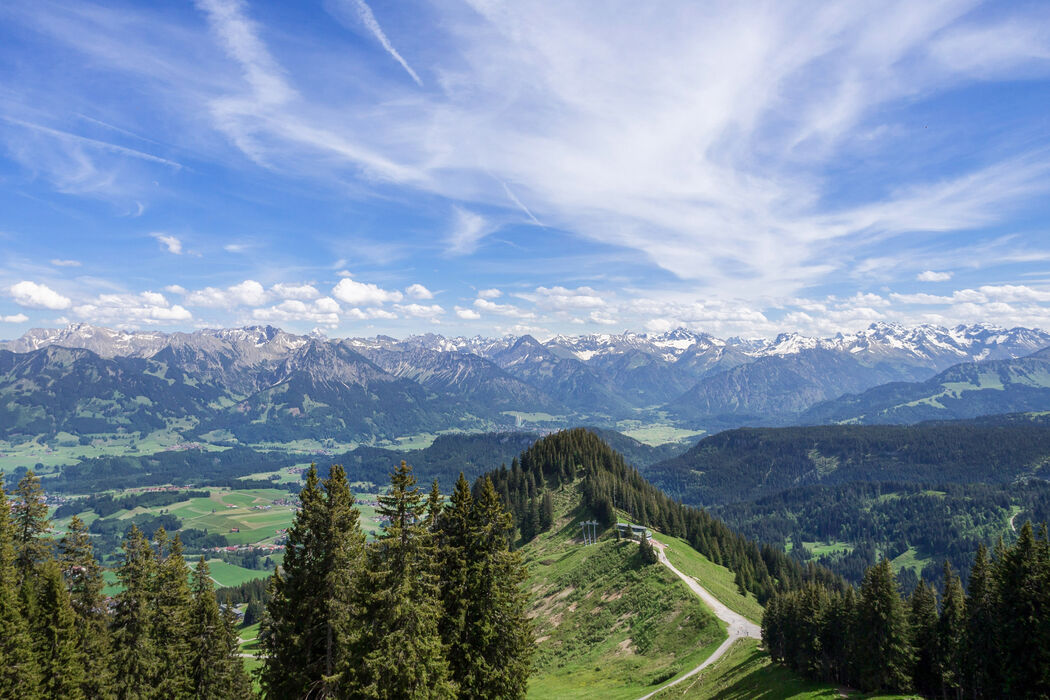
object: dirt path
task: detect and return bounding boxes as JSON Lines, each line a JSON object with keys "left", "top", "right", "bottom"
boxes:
{"left": 1010, "top": 510, "right": 1019, "bottom": 533}
{"left": 637, "top": 541, "right": 761, "bottom": 700}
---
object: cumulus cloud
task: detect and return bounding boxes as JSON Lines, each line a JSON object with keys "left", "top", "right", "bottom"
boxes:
{"left": 405, "top": 283, "right": 434, "bottom": 300}
{"left": 151, "top": 233, "right": 183, "bottom": 254}
{"left": 185, "top": 279, "right": 268, "bottom": 307}
{"left": 345, "top": 307, "right": 397, "bottom": 320}
{"left": 50, "top": 259, "right": 81, "bottom": 267}
{"left": 477, "top": 288, "right": 502, "bottom": 299}
{"left": 9, "top": 281, "right": 72, "bottom": 310}
{"left": 252, "top": 298, "right": 339, "bottom": 327}
{"left": 271, "top": 283, "right": 320, "bottom": 300}
{"left": 164, "top": 284, "right": 187, "bottom": 295}
{"left": 73, "top": 291, "right": 191, "bottom": 325}
{"left": 474, "top": 298, "right": 534, "bottom": 318}
{"left": 332, "top": 278, "right": 403, "bottom": 305}
{"left": 455, "top": 306, "right": 481, "bottom": 320}
{"left": 1, "top": 313, "right": 30, "bottom": 323}
{"left": 529, "top": 286, "right": 606, "bottom": 310}
{"left": 395, "top": 303, "right": 444, "bottom": 318}
{"left": 917, "top": 270, "right": 953, "bottom": 282}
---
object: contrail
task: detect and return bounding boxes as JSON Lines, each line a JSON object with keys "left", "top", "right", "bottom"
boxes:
{"left": 352, "top": 0, "right": 423, "bottom": 86}
{"left": 502, "top": 181, "right": 543, "bottom": 226}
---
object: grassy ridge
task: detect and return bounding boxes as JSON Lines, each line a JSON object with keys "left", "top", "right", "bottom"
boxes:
{"left": 652, "top": 533, "right": 764, "bottom": 624}
{"left": 654, "top": 639, "right": 913, "bottom": 699}
{"left": 523, "top": 487, "right": 725, "bottom": 699}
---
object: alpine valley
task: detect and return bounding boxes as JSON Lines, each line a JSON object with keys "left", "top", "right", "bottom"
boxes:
{"left": 3, "top": 321, "right": 1049, "bottom": 449}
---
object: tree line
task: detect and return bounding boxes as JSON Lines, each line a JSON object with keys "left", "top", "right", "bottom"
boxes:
{"left": 762, "top": 521, "right": 1050, "bottom": 697}
{"left": 261, "top": 461, "right": 534, "bottom": 699}
{"left": 0, "top": 471, "right": 250, "bottom": 698}
{"left": 484, "top": 428, "right": 845, "bottom": 603}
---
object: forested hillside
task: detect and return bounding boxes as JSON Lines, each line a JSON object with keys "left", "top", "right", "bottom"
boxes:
{"left": 480, "top": 429, "right": 844, "bottom": 603}
{"left": 765, "top": 525, "right": 1050, "bottom": 697}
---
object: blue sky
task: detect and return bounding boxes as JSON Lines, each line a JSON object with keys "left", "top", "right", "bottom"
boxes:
{"left": 1, "top": 0, "right": 1049, "bottom": 339}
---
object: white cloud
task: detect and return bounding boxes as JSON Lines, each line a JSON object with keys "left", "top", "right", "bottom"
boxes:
{"left": 252, "top": 299, "right": 340, "bottom": 327}
{"left": 164, "top": 284, "right": 187, "bottom": 295}
{"left": 151, "top": 232, "right": 183, "bottom": 254}
{"left": 185, "top": 279, "right": 267, "bottom": 307}
{"left": 478, "top": 288, "right": 502, "bottom": 299}
{"left": 73, "top": 291, "right": 191, "bottom": 325}
{"left": 447, "top": 207, "right": 494, "bottom": 256}
{"left": 530, "top": 286, "right": 606, "bottom": 310}
{"left": 345, "top": 307, "right": 397, "bottom": 320}
{"left": 332, "top": 278, "right": 402, "bottom": 306}
{"left": 455, "top": 306, "right": 481, "bottom": 320}
{"left": 474, "top": 298, "right": 534, "bottom": 318}
{"left": 9, "top": 281, "right": 72, "bottom": 310}
{"left": 50, "top": 259, "right": 81, "bottom": 267}
{"left": 1, "top": 313, "right": 30, "bottom": 323}
{"left": 395, "top": 303, "right": 444, "bottom": 318}
{"left": 336, "top": 270, "right": 354, "bottom": 278}
{"left": 404, "top": 283, "right": 434, "bottom": 300}
{"left": 589, "top": 311, "right": 618, "bottom": 325}
{"left": 917, "top": 270, "right": 953, "bottom": 282}
{"left": 224, "top": 243, "right": 249, "bottom": 253}
{"left": 271, "top": 283, "right": 320, "bottom": 300}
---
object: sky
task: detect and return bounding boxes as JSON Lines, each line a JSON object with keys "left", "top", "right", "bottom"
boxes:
{"left": 1, "top": 0, "right": 1049, "bottom": 340}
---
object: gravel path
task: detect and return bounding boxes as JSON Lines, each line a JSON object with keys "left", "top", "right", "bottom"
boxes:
{"left": 636, "top": 541, "right": 761, "bottom": 700}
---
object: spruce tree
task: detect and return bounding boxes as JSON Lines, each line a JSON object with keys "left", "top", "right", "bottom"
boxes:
{"left": 996, "top": 521, "right": 1049, "bottom": 696}
{"left": 355, "top": 461, "right": 453, "bottom": 699}
{"left": 909, "top": 579, "right": 939, "bottom": 697}
{"left": 189, "top": 557, "right": 251, "bottom": 699}
{"left": 965, "top": 543, "right": 999, "bottom": 697}
{"left": 0, "top": 485, "right": 40, "bottom": 696}
{"left": 855, "top": 559, "right": 913, "bottom": 692}
{"left": 323, "top": 464, "right": 366, "bottom": 695}
{"left": 152, "top": 530, "right": 194, "bottom": 698}
{"left": 33, "top": 559, "right": 85, "bottom": 699}
{"left": 263, "top": 464, "right": 366, "bottom": 697}
{"left": 937, "top": 562, "right": 966, "bottom": 699}
{"left": 111, "top": 525, "right": 159, "bottom": 699}
{"left": 57, "top": 515, "right": 113, "bottom": 699}
{"left": 462, "top": 476, "right": 533, "bottom": 698}
{"left": 262, "top": 464, "right": 329, "bottom": 697}
{"left": 12, "top": 470, "right": 51, "bottom": 580}
{"left": 540, "top": 491, "right": 554, "bottom": 532}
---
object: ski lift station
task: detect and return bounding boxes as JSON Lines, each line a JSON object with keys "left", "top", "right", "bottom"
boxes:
{"left": 616, "top": 523, "right": 651, "bottom": 540}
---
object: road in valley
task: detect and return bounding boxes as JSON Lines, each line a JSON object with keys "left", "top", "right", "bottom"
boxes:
{"left": 637, "top": 541, "right": 762, "bottom": 700}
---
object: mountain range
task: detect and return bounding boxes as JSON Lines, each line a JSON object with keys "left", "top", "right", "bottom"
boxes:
{"left": 2, "top": 321, "right": 1049, "bottom": 444}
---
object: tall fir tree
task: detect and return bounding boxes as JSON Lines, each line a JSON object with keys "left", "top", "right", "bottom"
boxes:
{"left": 58, "top": 515, "right": 113, "bottom": 698}
{"left": 12, "top": 470, "right": 51, "bottom": 580}
{"left": 111, "top": 525, "right": 159, "bottom": 700}
{"left": 0, "top": 485, "right": 40, "bottom": 697}
{"left": 996, "top": 521, "right": 1050, "bottom": 696}
{"left": 322, "top": 464, "right": 366, "bottom": 695}
{"left": 964, "top": 543, "right": 999, "bottom": 697}
{"left": 355, "top": 461, "right": 453, "bottom": 699}
{"left": 262, "top": 464, "right": 330, "bottom": 697}
{"left": 937, "top": 561, "right": 966, "bottom": 699}
{"left": 264, "top": 464, "right": 366, "bottom": 697}
{"left": 32, "top": 559, "right": 85, "bottom": 699}
{"left": 855, "top": 559, "right": 913, "bottom": 693}
{"left": 908, "top": 579, "right": 939, "bottom": 697}
{"left": 152, "top": 530, "right": 194, "bottom": 698}
{"left": 189, "top": 557, "right": 251, "bottom": 699}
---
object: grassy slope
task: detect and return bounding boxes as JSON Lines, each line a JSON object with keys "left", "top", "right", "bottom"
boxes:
{"left": 655, "top": 639, "right": 915, "bottom": 699}
{"left": 651, "top": 533, "right": 764, "bottom": 624}
{"left": 524, "top": 486, "right": 726, "bottom": 700}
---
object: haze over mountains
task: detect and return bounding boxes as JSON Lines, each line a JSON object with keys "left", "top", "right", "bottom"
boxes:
{"left": 3, "top": 321, "right": 1050, "bottom": 444}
